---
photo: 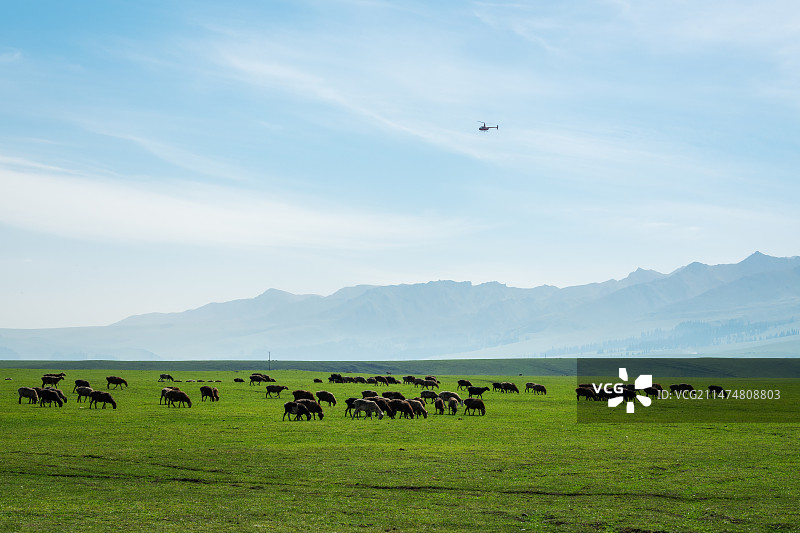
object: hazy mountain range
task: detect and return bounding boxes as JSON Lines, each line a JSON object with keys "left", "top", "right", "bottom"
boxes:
{"left": 2, "top": 251, "right": 799, "bottom": 361}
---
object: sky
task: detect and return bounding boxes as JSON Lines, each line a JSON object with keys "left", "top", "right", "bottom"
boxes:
{"left": 2, "top": 0, "right": 800, "bottom": 329}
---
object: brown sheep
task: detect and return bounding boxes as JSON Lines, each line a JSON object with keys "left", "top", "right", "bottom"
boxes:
{"left": 389, "top": 399, "right": 415, "bottom": 419}
{"left": 438, "top": 391, "right": 463, "bottom": 405}
{"left": 402, "top": 375, "right": 416, "bottom": 384}
{"left": 75, "top": 386, "right": 94, "bottom": 403}
{"left": 467, "top": 386, "right": 490, "bottom": 398}
{"left": 315, "top": 391, "right": 337, "bottom": 406}
{"left": 361, "top": 389, "right": 378, "bottom": 399}
{"left": 708, "top": 385, "right": 728, "bottom": 398}
{"left": 292, "top": 389, "right": 315, "bottom": 401}
{"left": 296, "top": 398, "right": 325, "bottom": 420}
{"left": 106, "top": 376, "right": 128, "bottom": 389}
{"left": 283, "top": 401, "right": 311, "bottom": 421}
{"left": 249, "top": 374, "right": 267, "bottom": 385}
{"left": 160, "top": 387, "right": 179, "bottom": 404}
{"left": 643, "top": 386, "right": 660, "bottom": 398}
{"left": 265, "top": 385, "right": 289, "bottom": 398}
{"left": 382, "top": 391, "right": 405, "bottom": 400}
{"left": 159, "top": 374, "right": 174, "bottom": 382}
{"left": 420, "top": 390, "right": 439, "bottom": 403}
{"left": 492, "top": 382, "right": 503, "bottom": 392}
{"left": 447, "top": 398, "right": 459, "bottom": 415}
{"left": 89, "top": 390, "right": 117, "bottom": 409}
{"left": 421, "top": 379, "right": 439, "bottom": 390}
{"left": 200, "top": 386, "right": 218, "bottom": 402}
{"left": 525, "top": 382, "right": 537, "bottom": 392}
{"left": 457, "top": 379, "right": 472, "bottom": 390}
{"left": 533, "top": 384, "right": 547, "bottom": 395}
{"left": 343, "top": 397, "right": 359, "bottom": 417}
{"left": 73, "top": 379, "right": 90, "bottom": 392}
{"left": 39, "top": 388, "right": 64, "bottom": 407}
{"left": 41, "top": 374, "right": 64, "bottom": 388}
{"left": 351, "top": 399, "right": 384, "bottom": 420}
{"left": 434, "top": 398, "right": 445, "bottom": 415}
{"left": 407, "top": 399, "right": 428, "bottom": 419}
{"left": 166, "top": 389, "right": 192, "bottom": 408}
{"left": 576, "top": 387, "right": 597, "bottom": 400}
{"left": 18, "top": 387, "right": 38, "bottom": 404}
{"left": 367, "top": 396, "right": 394, "bottom": 418}
{"left": 463, "top": 398, "right": 486, "bottom": 416}
{"left": 500, "top": 382, "right": 519, "bottom": 394}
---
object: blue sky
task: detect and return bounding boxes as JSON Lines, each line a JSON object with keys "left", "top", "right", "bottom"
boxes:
{"left": 2, "top": 0, "right": 799, "bottom": 328}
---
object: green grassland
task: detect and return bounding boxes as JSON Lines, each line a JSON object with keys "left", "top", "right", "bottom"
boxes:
{"left": 1, "top": 366, "right": 798, "bottom": 532}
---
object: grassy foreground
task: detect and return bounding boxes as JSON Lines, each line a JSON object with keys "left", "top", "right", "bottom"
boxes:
{"left": 1, "top": 367, "right": 798, "bottom": 532}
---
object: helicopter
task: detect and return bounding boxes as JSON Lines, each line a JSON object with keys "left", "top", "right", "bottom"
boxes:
{"left": 477, "top": 121, "right": 498, "bottom": 131}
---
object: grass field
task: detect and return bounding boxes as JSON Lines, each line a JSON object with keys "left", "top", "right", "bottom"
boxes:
{"left": 1, "top": 366, "right": 799, "bottom": 532}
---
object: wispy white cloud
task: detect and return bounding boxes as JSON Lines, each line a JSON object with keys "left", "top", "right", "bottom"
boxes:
{"left": 0, "top": 157, "right": 475, "bottom": 249}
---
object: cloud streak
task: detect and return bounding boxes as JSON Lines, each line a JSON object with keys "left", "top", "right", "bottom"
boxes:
{"left": 0, "top": 157, "right": 473, "bottom": 250}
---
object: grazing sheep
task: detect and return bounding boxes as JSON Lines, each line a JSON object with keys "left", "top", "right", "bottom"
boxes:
{"left": 402, "top": 375, "right": 416, "bottom": 385}
{"left": 389, "top": 399, "right": 415, "bottom": 419}
{"left": 576, "top": 387, "right": 597, "bottom": 401}
{"left": 313, "top": 378, "right": 323, "bottom": 383}
{"left": 159, "top": 374, "right": 174, "bottom": 382}
{"left": 344, "top": 397, "right": 358, "bottom": 417}
{"left": 106, "top": 376, "right": 128, "bottom": 389}
{"left": 75, "top": 386, "right": 94, "bottom": 403}
{"left": 438, "top": 391, "right": 463, "bottom": 405}
{"left": 89, "top": 390, "right": 117, "bottom": 409}
{"left": 434, "top": 398, "right": 445, "bottom": 415}
{"left": 328, "top": 373, "right": 343, "bottom": 383}
{"left": 420, "top": 390, "right": 439, "bottom": 403}
{"left": 643, "top": 386, "right": 660, "bottom": 398}
{"left": 708, "top": 385, "right": 728, "bottom": 398}
{"left": 374, "top": 376, "right": 388, "bottom": 386}
{"left": 525, "top": 382, "right": 537, "bottom": 392}
{"left": 283, "top": 401, "right": 312, "bottom": 421}
{"left": 421, "top": 379, "right": 439, "bottom": 390}
{"left": 361, "top": 390, "right": 378, "bottom": 399}
{"left": 463, "top": 398, "right": 486, "bottom": 416}
{"left": 447, "top": 398, "right": 459, "bottom": 415}
{"left": 200, "top": 386, "right": 219, "bottom": 402}
{"left": 38, "top": 388, "right": 64, "bottom": 407}
{"left": 160, "top": 387, "right": 179, "bottom": 405}
{"left": 368, "top": 396, "right": 394, "bottom": 418}
{"left": 670, "top": 383, "right": 694, "bottom": 393}
{"left": 265, "top": 385, "right": 289, "bottom": 398}
{"left": 18, "top": 387, "right": 38, "bottom": 405}
{"left": 296, "top": 398, "right": 325, "bottom": 420}
{"left": 500, "top": 382, "right": 520, "bottom": 394}
{"left": 351, "top": 399, "right": 384, "bottom": 420}
{"left": 457, "top": 379, "right": 472, "bottom": 390}
{"left": 467, "top": 386, "right": 490, "bottom": 398}
{"left": 292, "top": 389, "right": 315, "bottom": 401}
{"left": 41, "top": 374, "right": 64, "bottom": 388}
{"left": 315, "top": 391, "right": 337, "bottom": 406}
{"left": 407, "top": 399, "right": 428, "bottom": 419}
{"left": 533, "top": 384, "right": 547, "bottom": 395}
{"left": 492, "top": 382, "right": 503, "bottom": 392}
{"left": 73, "top": 379, "right": 90, "bottom": 392}
{"left": 249, "top": 374, "right": 266, "bottom": 385}
{"left": 166, "top": 389, "right": 192, "bottom": 408}
{"left": 234, "top": 378, "right": 245, "bottom": 383}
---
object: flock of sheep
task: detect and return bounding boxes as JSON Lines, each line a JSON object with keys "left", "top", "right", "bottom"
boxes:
{"left": 15, "top": 371, "right": 548, "bottom": 421}
{"left": 275, "top": 373, "right": 549, "bottom": 421}
{"left": 17, "top": 373, "right": 121, "bottom": 409}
